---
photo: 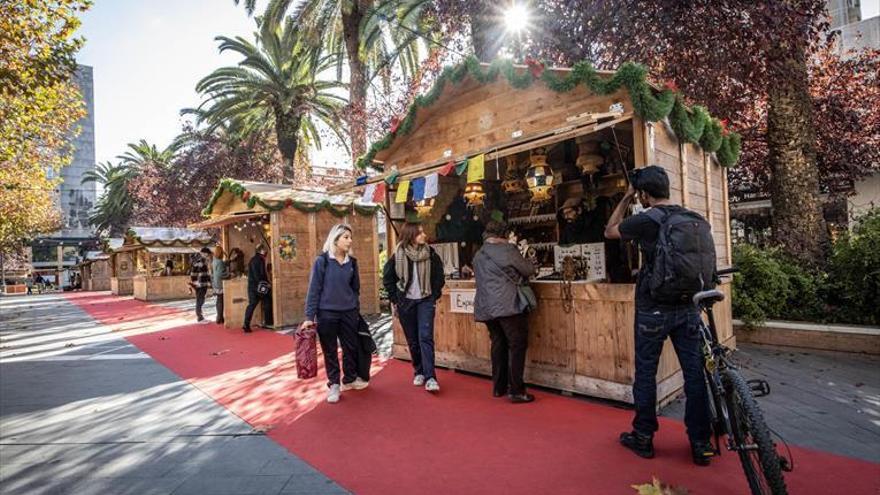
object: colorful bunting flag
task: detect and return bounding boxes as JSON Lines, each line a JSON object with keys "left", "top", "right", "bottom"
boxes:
{"left": 395, "top": 180, "right": 410, "bottom": 203}
{"left": 356, "top": 175, "right": 368, "bottom": 186}
{"left": 424, "top": 173, "right": 439, "bottom": 199}
{"left": 439, "top": 161, "right": 455, "bottom": 176}
{"left": 362, "top": 183, "right": 377, "bottom": 203}
{"left": 455, "top": 160, "right": 468, "bottom": 176}
{"left": 385, "top": 170, "right": 400, "bottom": 185}
{"left": 466, "top": 154, "right": 485, "bottom": 183}
{"left": 411, "top": 177, "right": 426, "bottom": 201}
{"left": 373, "top": 182, "right": 386, "bottom": 203}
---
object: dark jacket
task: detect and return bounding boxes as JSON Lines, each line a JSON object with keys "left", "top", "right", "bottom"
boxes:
{"left": 382, "top": 247, "right": 445, "bottom": 305}
{"left": 247, "top": 253, "right": 269, "bottom": 292}
{"left": 304, "top": 252, "right": 361, "bottom": 319}
{"left": 473, "top": 240, "right": 536, "bottom": 322}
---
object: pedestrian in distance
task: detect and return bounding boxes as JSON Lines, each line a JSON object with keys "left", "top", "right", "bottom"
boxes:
{"left": 212, "top": 246, "right": 228, "bottom": 325}
{"left": 605, "top": 165, "right": 717, "bottom": 466}
{"left": 303, "top": 224, "right": 368, "bottom": 403}
{"left": 473, "top": 220, "right": 537, "bottom": 404}
{"left": 189, "top": 248, "right": 212, "bottom": 324}
{"left": 243, "top": 244, "right": 273, "bottom": 332}
{"left": 382, "top": 222, "right": 445, "bottom": 392}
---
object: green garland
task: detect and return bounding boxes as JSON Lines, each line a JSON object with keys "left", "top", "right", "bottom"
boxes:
{"left": 201, "top": 178, "right": 380, "bottom": 218}
{"left": 357, "top": 56, "right": 742, "bottom": 170}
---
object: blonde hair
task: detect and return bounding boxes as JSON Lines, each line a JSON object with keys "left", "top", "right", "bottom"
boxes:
{"left": 322, "top": 224, "right": 353, "bottom": 254}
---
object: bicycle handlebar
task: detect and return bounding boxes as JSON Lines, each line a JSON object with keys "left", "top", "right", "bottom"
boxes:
{"left": 717, "top": 267, "right": 739, "bottom": 276}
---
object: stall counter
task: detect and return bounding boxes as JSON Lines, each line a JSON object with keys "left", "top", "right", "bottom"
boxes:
{"left": 133, "top": 275, "right": 194, "bottom": 301}
{"left": 392, "top": 279, "right": 734, "bottom": 406}
{"left": 222, "top": 277, "right": 262, "bottom": 329}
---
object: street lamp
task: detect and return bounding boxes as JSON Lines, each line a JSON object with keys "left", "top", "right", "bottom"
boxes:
{"left": 504, "top": 4, "right": 529, "bottom": 33}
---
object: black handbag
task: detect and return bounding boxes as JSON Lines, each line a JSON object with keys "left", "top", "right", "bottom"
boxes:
{"left": 256, "top": 280, "right": 271, "bottom": 295}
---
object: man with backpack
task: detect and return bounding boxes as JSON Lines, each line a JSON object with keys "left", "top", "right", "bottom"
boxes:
{"left": 605, "top": 165, "right": 717, "bottom": 467}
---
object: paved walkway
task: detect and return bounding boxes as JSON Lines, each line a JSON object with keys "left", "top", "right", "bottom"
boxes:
{"left": 0, "top": 294, "right": 347, "bottom": 495}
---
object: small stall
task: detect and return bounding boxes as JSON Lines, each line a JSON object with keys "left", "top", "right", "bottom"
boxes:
{"left": 347, "top": 59, "right": 740, "bottom": 406}
{"left": 193, "top": 181, "right": 381, "bottom": 329}
{"left": 77, "top": 251, "right": 111, "bottom": 291}
{"left": 113, "top": 227, "right": 214, "bottom": 301}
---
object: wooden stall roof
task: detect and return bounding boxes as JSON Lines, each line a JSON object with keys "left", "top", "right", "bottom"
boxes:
{"left": 200, "top": 179, "right": 380, "bottom": 220}
{"left": 116, "top": 227, "right": 214, "bottom": 252}
{"left": 75, "top": 250, "right": 109, "bottom": 268}
{"left": 143, "top": 246, "right": 203, "bottom": 254}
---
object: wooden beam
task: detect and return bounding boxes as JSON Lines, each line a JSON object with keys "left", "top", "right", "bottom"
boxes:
{"left": 632, "top": 117, "right": 647, "bottom": 168}
{"left": 722, "top": 166, "right": 733, "bottom": 267}
{"left": 704, "top": 151, "right": 713, "bottom": 224}
{"left": 679, "top": 143, "right": 689, "bottom": 207}
{"left": 331, "top": 113, "right": 634, "bottom": 193}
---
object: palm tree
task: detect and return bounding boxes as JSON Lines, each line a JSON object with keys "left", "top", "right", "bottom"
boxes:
{"left": 117, "top": 139, "right": 177, "bottom": 169}
{"left": 194, "top": 16, "right": 349, "bottom": 183}
{"left": 250, "top": 0, "right": 434, "bottom": 165}
{"left": 82, "top": 161, "right": 137, "bottom": 236}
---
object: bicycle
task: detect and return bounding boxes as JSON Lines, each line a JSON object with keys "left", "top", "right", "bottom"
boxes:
{"left": 693, "top": 267, "right": 792, "bottom": 495}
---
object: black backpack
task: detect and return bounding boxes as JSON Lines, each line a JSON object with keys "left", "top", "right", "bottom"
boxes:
{"left": 645, "top": 207, "right": 717, "bottom": 304}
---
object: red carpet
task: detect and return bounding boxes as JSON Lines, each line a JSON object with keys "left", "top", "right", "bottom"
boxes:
{"left": 66, "top": 292, "right": 880, "bottom": 494}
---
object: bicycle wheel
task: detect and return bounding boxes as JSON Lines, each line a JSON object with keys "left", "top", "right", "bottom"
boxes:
{"left": 721, "top": 368, "right": 788, "bottom": 495}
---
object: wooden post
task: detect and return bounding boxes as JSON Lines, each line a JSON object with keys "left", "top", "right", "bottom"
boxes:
{"left": 679, "top": 143, "right": 689, "bottom": 207}
{"left": 722, "top": 166, "right": 733, "bottom": 267}
{"left": 632, "top": 118, "right": 649, "bottom": 168}
{"left": 703, "top": 152, "right": 713, "bottom": 227}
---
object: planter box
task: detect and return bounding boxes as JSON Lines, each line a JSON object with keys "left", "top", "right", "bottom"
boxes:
{"left": 734, "top": 319, "right": 880, "bottom": 355}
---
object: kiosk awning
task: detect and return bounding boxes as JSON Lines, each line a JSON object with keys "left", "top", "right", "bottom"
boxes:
{"left": 189, "top": 212, "right": 266, "bottom": 229}
{"left": 144, "top": 246, "right": 204, "bottom": 255}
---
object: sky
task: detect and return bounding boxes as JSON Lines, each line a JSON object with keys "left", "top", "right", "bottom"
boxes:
{"left": 76, "top": 0, "right": 880, "bottom": 169}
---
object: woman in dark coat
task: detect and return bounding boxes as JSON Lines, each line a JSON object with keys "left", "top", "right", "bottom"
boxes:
{"left": 383, "top": 222, "right": 445, "bottom": 392}
{"left": 473, "top": 220, "right": 537, "bottom": 403}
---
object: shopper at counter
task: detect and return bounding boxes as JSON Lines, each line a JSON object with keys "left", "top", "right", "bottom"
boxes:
{"left": 243, "top": 244, "right": 274, "bottom": 332}
{"left": 212, "top": 246, "right": 228, "bottom": 325}
{"left": 382, "top": 222, "right": 445, "bottom": 393}
{"left": 189, "top": 248, "right": 212, "bottom": 324}
{"left": 604, "top": 165, "right": 714, "bottom": 466}
{"left": 473, "top": 220, "right": 537, "bottom": 404}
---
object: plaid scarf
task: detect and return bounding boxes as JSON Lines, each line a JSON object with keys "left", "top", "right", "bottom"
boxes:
{"left": 395, "top": 244, "right": 431, "bottom": 299}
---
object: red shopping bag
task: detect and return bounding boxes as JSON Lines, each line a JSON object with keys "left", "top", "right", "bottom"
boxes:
{"left": 294, "top": 322, "right": 318, "bottom": 379}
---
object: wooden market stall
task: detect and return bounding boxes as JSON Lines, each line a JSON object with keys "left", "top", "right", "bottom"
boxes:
{"left": 193, "top": 181, "right": 381, "bottom": 329}
{"left": 113, "top": 227, "right": 214, "bottom": 301}
{"left": 77, "top": 251, "right": 111, "bottom": 291}
{"left": 347, "top": 59, "right": 740, "bottom": 406}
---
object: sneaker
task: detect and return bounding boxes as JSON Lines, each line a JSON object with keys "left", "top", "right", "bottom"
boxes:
{"left": 326, "top": 384, "right": 341, "bottom": 403}
{"left": 197, "top": 319, "right": 211, "bottom": 325}
{"left": 413, "top": 374, "right": 426, "bottom": 386}
{"left": 425, "top": 378, "right": 440, "bottom": 392}
{"left": 619, "top": 431, "right": 654, "bottom": 459}
{"left": 508, "top": 393, "right": 535, "bottom": 404}
{"left": 341, "top": 378, "right": 369, "bottom": 391}
{"left": 691, "top": 441, "right": 715, "bottom": 466}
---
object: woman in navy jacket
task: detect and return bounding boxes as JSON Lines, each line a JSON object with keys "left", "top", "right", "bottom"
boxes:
{"left": 304, "top": 224, "right": 367, "bottom": 403}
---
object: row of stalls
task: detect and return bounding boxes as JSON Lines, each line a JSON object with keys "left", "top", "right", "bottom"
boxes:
{"left": 334, "top": 61, "right": 736, "bottom": 406}
{"left": 191, "top": 182, "right": 381, "bottom": 329}
{"left": 74, "top": 238, "right": 122, "bottom": 291}
{"left": 108, "top": 227, "right": 214, "bottom": 301}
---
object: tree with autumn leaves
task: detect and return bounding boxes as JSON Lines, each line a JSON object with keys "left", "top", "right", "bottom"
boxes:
{"left": 0, "top": 1, "right": 90, "bottom": 263}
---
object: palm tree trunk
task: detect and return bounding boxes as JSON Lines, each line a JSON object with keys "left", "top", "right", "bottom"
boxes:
{"left": 275, "top": 112, "right": 301, "bottom": 184}
{"left": 343, "top": 1, "right": 370, "bottom": 166}
{"left": 767, "top": 44, "right": 828, "bottom": 265}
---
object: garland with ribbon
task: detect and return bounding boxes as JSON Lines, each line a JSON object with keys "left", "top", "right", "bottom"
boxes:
{"left": 357, "top": 56, "right": 742, "bottom": 170}
{"left": 201, "top": 178, "right": 380, "bottom": 218}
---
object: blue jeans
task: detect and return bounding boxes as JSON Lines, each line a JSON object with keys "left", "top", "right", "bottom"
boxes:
{"left": 632, "top": 306, "right": 710, "bottom": 444}
{"left": 398, "top": 297, "right": 437, "bottom": 380}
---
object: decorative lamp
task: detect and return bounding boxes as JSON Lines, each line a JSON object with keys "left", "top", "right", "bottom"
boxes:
{"left": 525, "top": 148, "right": 555, "bottom": 203}
{"left": 501, "top": 156, "right": 525, "bottom": 193}
{"left": 414, "top": 198, "right": 435, "bottom": 217}
{"left": 463, "top": 182, "right": 485, "bottom": 207}
{"left": 575, "top": 135, "right": 604, "bottom": 175}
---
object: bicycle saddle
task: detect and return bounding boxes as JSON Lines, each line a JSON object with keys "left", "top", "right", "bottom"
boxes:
{"left": 693, "top": 289, "right": 725, "bottom": 306}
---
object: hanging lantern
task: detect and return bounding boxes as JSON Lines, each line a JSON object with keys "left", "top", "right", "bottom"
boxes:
{"left": 414, "top": 198, "right": 435, "bottom": 218}
{"left": 575, "top": 135, "right": 604, "bottom": 175}
{"left": 463, "top": 182, "right": 485, "bottom": 207}
{"left": 525, "top": 148, "right": 555, "bottom": 203}
{"left": 501, "top": 156, "right": 525, "bottom": 193}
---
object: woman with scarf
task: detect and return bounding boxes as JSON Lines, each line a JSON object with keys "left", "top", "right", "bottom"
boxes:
{"left": 383, "top": 222, "right": 445, "bottom": 392}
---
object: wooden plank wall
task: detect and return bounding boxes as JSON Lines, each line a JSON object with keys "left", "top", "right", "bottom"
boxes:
{"left": 652, "top": 123, "right": 731, "bottom": 267}
{"left": 379, "top": 76, "right": 633, "bottom": 171}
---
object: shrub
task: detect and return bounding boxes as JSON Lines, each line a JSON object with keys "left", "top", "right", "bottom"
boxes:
{"left": 731, "top": 244, "right": 823, "bottom": 326}
{"left": 825, "top": 208, "right": 880, "bottom": 325}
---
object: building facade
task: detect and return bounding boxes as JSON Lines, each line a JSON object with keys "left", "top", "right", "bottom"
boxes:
{"left": 30, "top": 65, "right": 99, "bottom": 287}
